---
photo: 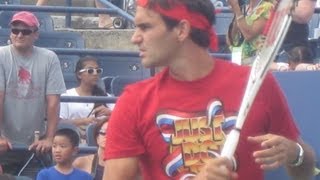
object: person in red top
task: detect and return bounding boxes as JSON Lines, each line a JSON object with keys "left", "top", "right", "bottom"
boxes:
{"left": 103, "top": 0, "right": 315, "bottom": 179}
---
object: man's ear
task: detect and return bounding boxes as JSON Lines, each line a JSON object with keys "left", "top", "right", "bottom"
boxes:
{"left": 175, "top": 19, "right": 191, "bottom": 42}
{"left": 33, "top": 31, "right": 40, "bottom": 40}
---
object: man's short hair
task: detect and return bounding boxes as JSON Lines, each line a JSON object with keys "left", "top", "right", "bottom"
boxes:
{"left": 147, "top": 0, "right": 216, "bottom": 48}
{"left": 54, "top": 128, "right": 80, "bottom": 147}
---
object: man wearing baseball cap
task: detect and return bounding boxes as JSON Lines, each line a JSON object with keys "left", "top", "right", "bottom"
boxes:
{"left": 0, "top": 11, "right": 66, "bottom": 178}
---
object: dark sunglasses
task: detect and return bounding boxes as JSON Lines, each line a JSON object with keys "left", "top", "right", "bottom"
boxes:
{"left": 79, "top": 68, "right": 103, "bottom": 74}
{"left": 11, "top": 28, "right": 35, "bottom": 36}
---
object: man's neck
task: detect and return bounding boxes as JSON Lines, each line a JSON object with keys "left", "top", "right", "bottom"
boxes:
{"left": 168, "top": 48, "right": 214, "bottom": 81}
{"left": 13, "top": 46, "right": 34, "bottom": 57}
{"left": 55, "top": 163, "right": 73, "bottom": 174}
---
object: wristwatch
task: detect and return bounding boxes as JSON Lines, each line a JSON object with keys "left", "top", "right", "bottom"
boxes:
{"left": 290, "top": 143, "right": 304, "bottom": 167}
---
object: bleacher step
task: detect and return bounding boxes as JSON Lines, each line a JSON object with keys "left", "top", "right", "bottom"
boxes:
{"left": 52, "top": 15, "right": 137, "bottom": 51}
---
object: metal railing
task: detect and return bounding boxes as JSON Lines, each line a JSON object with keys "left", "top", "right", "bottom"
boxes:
{"left": 0, "top": 3, "right": 134, "bottom": 28}
{"left": 61, "top": 96, "right": 117, "bottom": 103}
{"left": 11, "top": 144, "right": 97, "bottom": 154}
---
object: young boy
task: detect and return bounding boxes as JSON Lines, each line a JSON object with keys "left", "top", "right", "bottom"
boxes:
{"left": 36, "top": 129, "right": 93, "bottom": 180}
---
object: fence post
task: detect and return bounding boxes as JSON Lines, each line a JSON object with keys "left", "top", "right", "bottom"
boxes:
{"left": 65, "top": 0, "right": 72, "bottom": 28}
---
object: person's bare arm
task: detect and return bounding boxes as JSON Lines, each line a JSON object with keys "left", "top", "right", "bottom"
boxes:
{"left": 73, "top": 155, "right": 92, "bottom": 173}
{"left": 285, "top": 139, "right": 315, "bottom": 180}
{"left": 59, "top": 117, "right": 96, "bottom": 126}
{"left": 227, "top": 0, "right": 270, "bottom": 41}
{"left": 36, "top": 0, "right": 48, "bottom": 6}
{"left": 291, "top": 0, "right": 316, "bottom": 24}
{"left": 29, "top": 94, "right": 60, "bottom": 153}
{"left": 104, "top": 157, "right": 140, "bottom": 180}
{"left": 249, "top": 135, "right": 315, "bottom": 180}
{"left": 0, "top": 91, "right": 11, "bottom": 154}
{"left": 45, "top": 94, "right": 60, "bottom": 140}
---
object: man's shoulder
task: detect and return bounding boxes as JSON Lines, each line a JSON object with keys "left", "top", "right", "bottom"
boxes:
{"left": 215, "top": 59, "right": 250, "bottom": 76}
{"left": 0, "top": 45, "right": 11, "bottom": 54}
{"left": 33, "top": 46, "right": 57, "bottom": 57}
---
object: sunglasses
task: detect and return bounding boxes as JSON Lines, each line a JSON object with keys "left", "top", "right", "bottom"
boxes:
{"left": 11, "top": 28, "right": 35, "bottom": 36}
{"left": 79, "top": 68, "right": 103, "bottom": 74}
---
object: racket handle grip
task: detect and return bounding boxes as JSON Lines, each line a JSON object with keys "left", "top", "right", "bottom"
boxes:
{"left": 220, "top": 129, "right": 240, "bottom": 159}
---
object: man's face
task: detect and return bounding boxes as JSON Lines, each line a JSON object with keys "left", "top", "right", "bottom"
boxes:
{"left": 10, "top": 22, "right": 38, "bottom": 51}
{"left": 131, "top": 6, "right": 180, "bottom": 68}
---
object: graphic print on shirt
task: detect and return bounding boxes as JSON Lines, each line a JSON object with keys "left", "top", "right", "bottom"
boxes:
{"left": 7, "top": 66, "right": 41, "bottom": 99}
{"left": 17, "top": 66, "right": 32, "bottom": 97}
{"left": 156, "top": 99, "right": 237, "bottom": 179}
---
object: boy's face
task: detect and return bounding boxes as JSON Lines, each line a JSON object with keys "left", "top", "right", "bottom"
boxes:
{"left": 52, "top": 135, "right": 78, "bottom": 164}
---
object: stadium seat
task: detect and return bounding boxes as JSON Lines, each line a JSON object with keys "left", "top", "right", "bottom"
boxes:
{"left": 214, "top": 12, "right": 233, "bottom": 35}
{"left": 308, "top": 13, "right": 320, "bottom": 39}
{"left": 0, "top": 0, "right": 20, "bottom": 4}
{"left": 86, "top": 123, "right": 97, "bottom": 147}
{"left": 96, "top": 54, "right": 151, "bottom": 80}
{"left": 0, "top": 29, "right": 85, "bottom": 48}
{"left": 264, "top": 71, "right": 320, "bottom": 180}
{"left": 0, "top": 11, "right": 54, "bottom": 31}
{"left": 101, "top": 76, "right": 115, "bottom": 94}
{"left": 57, "top": 122, "right": 81, "bottom": 139}
{"left": 59, "top": 54, "right": 80, "bottom": 89}
{"left": 309, "top": 38, "right": 320, "bottom": 62}
{"left": 110, "top": 75, "right": 142, "bottom": 96}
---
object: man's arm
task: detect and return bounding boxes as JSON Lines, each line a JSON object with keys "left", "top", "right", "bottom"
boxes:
{"left": 0, "top": 91, "right": 4, "bottom": 133}
{"left": 36, "top": 0, "right": 48, "bottom": 6}
{"left": 45, "top": 94, "right": 60, "bottom": 140}
{"left": 104, "top": 157, "right": 140, "bottom": 180}
{"left": 0, "top": 91, "right": 11, "bottom": 154}
{"left": 285, "top": 139, "right": 315, "bottom": 180}
{"left": 28, "top": 94, "right": 60, "bottom": 153}
{"left": 292, "top": 0, "right": 316, "bottom": 24}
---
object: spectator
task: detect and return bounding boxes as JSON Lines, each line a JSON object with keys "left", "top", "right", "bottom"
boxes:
{"left": 287, "top": 46, "right": 314, "bottom": 70}
{"left": 95, "top": 0, "right": 113, "bottom": 28}
{"left": 0, "top": 11, "right": 66, "bottom": 177}
{"left": 36, "top": 128, "right": 93, "bottom": 180}
{"left": 275, "top": 0, "right": 316, "bottom": 63}
{"left": 59, "top": 56, "right": 113, "bottom": 144}
{"left": 35, "top": 0, "right": 47, "bottom": 6}
{"left": 103, "top": 0, "right": 315, "bottom": 179}
{"left": 227, "top": 0, "right": 274, "bottom": 65}
{"left": 73, "top": 119, "right": 108, "bottom": 180}
{"left": 270, "top": 46, "right": 314, "bottom": 71}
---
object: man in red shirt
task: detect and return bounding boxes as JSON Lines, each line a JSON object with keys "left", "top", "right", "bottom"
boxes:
{"left": 103, "top": 0, "right": 315, "bottom": 179}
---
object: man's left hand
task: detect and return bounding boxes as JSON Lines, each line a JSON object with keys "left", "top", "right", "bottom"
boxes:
{"left": 248, "top": 134, "right": 299, "bottom": 170}
{"left": 28, "top": 137, "right": 53, "bottom": 154}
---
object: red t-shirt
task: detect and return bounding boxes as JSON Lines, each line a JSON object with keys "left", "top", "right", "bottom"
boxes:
{"left": 105, "top": 60, "right": 299, "bottom": 180}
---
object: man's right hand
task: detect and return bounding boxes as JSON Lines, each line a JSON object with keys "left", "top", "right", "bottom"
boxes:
{"left": 0, "top": 137, "right": 12, "bottom": 154}
{"left": 194, "top": 157, "right": 238, "bottom": 180}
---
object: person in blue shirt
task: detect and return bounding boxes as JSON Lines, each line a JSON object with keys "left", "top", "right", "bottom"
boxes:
{"left": 36, "top": 128, "right": 93, "bottom": 180}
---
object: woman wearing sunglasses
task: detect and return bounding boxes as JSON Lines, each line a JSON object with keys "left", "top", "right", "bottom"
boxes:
{"left": 73, "top": 119, "right": 108, "bottom": 180}
{"left": 59, "top": 56, "right": 113, "bottom": 144}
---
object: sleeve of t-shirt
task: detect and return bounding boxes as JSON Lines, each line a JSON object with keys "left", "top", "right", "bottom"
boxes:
{"left": 0, "top": 49, "right": 5, "bottom": 92}
{"left": 104, "top": 85, "right": 145, "bottom": 160}
{"left": 0, "top": 47, "right": 10, "bottom": 92}
{"left": 36, "top": 169, "right": 48, "bottom": 180}
{"left": 59, "top": 101, "right": 69, "bottom": 120}
{"left": 46, "top": 52, "right": 66, "bottom": 95}
{"left": 264, "top": 73, "right": 299, "bottom": 140}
